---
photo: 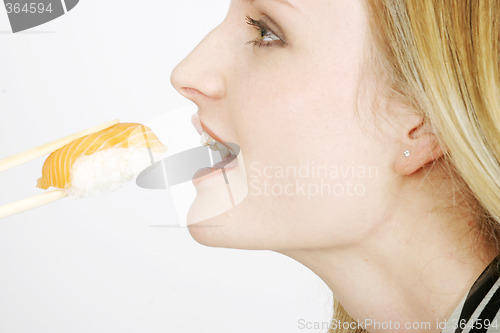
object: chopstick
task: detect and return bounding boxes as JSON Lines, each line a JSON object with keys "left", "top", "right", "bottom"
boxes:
{"left": 0, "top": 190, "right": 68, "bottom": 219}
{"left": 0, "top": 119, "right": 120, "bottom": 173}
{"left": 0, "top": 119, "right": 120, "bottom": 220}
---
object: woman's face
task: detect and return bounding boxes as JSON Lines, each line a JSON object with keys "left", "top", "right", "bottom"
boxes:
{"left": 171, "top": 0, "right": 395, "bottom": 251}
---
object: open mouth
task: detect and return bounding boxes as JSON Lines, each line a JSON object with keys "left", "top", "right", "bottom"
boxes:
{"left": 192, "top": 130, "right": 239, "bottom": 182}
{"left": 199, "top": 130, "right": 239, "bottom": 170}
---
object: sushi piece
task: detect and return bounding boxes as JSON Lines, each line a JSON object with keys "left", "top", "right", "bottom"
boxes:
{"left": 36, "top": 122, "right": 167, "bottom": 198}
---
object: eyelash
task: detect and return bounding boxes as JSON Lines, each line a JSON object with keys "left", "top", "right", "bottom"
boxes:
{"left": 245, "top": 15, "right": 286, "bottom": 48}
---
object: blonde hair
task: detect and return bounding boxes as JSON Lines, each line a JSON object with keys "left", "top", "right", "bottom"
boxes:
{"left": 329, "top": 0, "right": 500, "bottom": 331}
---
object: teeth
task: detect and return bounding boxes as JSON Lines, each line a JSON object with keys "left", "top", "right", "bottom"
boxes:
{"left": 200, "top": 131, "right": 217, "bottom": 147}
{"left": 200, "top": 130, "right": 234, "bottom": 159}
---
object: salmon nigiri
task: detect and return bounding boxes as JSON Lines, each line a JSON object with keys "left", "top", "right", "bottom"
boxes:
{"left": 37, "top": 123, "right": 167, "bottom": 198}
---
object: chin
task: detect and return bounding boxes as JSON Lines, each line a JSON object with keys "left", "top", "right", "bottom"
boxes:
{"left": 186, "top": 153, "right": 250, "bottom": 247}
{"left": 186, "top": 213, "right": 228, "bottom": 248}
{"left": 186, "top": 194, "right": 271, "bottom": 250}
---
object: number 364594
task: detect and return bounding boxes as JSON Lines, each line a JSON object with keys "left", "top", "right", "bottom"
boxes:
{"left": 5, "top": 2, "right": 53, "bottom": 14}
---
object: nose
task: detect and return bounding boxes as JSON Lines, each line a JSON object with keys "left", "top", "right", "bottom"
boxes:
{"left": 170, "top": 27, "right": 227, "bottom": 104}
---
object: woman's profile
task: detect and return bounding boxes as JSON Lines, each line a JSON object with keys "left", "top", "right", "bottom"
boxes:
{"left": 170, "top": 0, "right": 500, "bottom": 332}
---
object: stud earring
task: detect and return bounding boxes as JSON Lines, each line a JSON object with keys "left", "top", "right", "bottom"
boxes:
{"left": 403, "top": 150, "right": 411, "bottom": 157}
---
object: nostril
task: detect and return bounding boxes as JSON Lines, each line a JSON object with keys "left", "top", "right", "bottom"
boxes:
{"left": 174, "top": 87, "right": 203, "bottom": 102}
{"left": 181, "top": 87, "right": 203, "bottom": 97}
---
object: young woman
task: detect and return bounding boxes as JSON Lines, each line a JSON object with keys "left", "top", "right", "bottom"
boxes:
{"left": 170, "top": 0, "right": 500, "bottom": 332}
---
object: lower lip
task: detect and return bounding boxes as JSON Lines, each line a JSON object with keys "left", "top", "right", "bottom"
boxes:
{"left": 192, "top": 154, "right": 239, "bottom": 185}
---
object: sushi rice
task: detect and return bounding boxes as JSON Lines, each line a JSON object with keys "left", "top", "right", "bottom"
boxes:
{"left": 66, "top": 148, "right": 159, "bottom": 198}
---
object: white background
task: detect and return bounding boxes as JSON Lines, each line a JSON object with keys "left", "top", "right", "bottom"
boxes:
{"left": 0, "top": 1, "right": 332, "bottom": 332}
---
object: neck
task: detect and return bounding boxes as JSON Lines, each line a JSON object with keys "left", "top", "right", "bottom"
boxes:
{"left": 279, "top": 170, "right": 496, "bottom": 333}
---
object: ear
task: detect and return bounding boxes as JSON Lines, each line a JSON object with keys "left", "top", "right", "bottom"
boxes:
{"left": 394, "top": 115, "right": 444, "bottom": 176}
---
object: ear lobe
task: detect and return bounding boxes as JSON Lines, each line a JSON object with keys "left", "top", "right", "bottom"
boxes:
{"left": 394, "top": 122, "right": 445, "bottom": 176}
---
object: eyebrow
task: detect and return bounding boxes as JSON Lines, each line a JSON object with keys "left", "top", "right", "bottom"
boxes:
{"left": 247, "top": 0, "right": 296, "bottom": 9}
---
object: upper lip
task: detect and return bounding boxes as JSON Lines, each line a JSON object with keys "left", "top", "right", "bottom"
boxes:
{"left": 191, "top": 113, "right": 236, "bottom": 154}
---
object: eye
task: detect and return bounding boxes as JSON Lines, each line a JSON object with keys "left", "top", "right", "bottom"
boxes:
{"left": 245, "top": 15, "right": 286, "bottom": 48}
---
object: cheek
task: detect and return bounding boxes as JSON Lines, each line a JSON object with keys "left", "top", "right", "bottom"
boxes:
{"left": 222, "top": 67, "right": 389, "bottom": 249}
{"left": 233, "top": 49, "right": 365, "bottom": 167}
{"left": 233, "top": 31, "right": 365, "bottom": 157}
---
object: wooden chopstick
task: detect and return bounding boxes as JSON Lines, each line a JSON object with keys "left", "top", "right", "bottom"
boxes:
{"left": 0, "top": 119, "right": 120, "bottom": 173}
{"left": 0, "top": 190, "right": 68, "bottom": 219}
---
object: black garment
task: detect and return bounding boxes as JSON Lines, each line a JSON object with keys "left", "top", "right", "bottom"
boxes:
{"left": 443, "top": 254, "right": 500, "bottom": 333}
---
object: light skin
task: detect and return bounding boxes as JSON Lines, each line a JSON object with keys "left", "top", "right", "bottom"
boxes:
{"left": 170, "top": 0, "right": 496, "bottom": 332}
